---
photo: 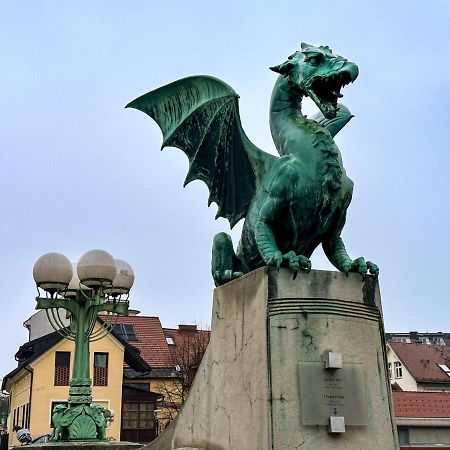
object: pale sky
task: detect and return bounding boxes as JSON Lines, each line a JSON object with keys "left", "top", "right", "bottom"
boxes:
{"left": 1, "top": 1, "right": 449, "bottom": 380}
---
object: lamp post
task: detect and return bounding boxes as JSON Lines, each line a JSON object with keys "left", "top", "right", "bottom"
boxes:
{"left": 32, "top": 249, "right": 134, "bottom": 441}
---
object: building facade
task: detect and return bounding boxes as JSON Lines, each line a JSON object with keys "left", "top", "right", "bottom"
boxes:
{"left": 386, "top": 337, "right": 450, "bottom": 448}
{"left": 2, "top": 321, "right": 151, "bottom": 446}
{"left": 387, "top": 341, "right": 450, "bottom": 392}
{"left": 2, "top": 312, "right": 210, "bottom": 445}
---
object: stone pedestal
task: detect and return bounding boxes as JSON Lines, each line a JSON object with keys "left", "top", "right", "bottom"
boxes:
{"left": 144, "top": 268, "right": 399, "bottom": 450}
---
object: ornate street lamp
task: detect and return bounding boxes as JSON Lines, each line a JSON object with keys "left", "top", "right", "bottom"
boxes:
{"left": 32, "top": 249, "right": 134, "bottom": 441}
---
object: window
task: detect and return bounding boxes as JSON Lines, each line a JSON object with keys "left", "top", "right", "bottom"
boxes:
{"left": 388, "top": 362, "right": 392, "bottom": 380}
{"left": 397, "top": 428, "right": 409, "bottom": 445}
{"left": 54, "top": 351, "right": 70, "bottom": 386}
{"left": 113, "top": 324, "right": 137, "bottom": 341}
{"left": 20, "top": 403, "right": 30, "bottom": 428}
{"left": 122, "top": 402, "right": 154, "bottom": 430}
{"left": 25, "top": 403, "right": 30, "bottom": 428}
{"left": 438, "top": 364, "right": 450, "bottom": 377}
{"left": 165, "top": 336, "right": 175, "bottom": 345}
{"left": 394, "top": 361, "right": 403, "bottom": 379}
{"left": 93, "top": 352, "right": 109, "bottom": 386}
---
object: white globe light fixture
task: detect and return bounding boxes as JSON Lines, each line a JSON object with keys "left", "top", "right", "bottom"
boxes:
{"left": 105, "top": 259, "right": 135, "bottom": 297}
{"left": 33, "top": 253, "right": 73, "bottom": 294}
{"left": 77, "top": 249, "right": 117, "bottom": 289}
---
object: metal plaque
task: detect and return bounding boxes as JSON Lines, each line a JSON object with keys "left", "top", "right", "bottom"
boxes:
{"left": 298, "top": 362, "right": 368, "bottom": 425}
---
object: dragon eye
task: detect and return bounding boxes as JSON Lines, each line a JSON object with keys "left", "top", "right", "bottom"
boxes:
{"left": 306, "top": 54, "right": 323, "bottom": 66}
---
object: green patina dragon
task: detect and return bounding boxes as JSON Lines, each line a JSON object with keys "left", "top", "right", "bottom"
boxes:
{"left": 127, "top": 43, "right": 378, "bottom": 286}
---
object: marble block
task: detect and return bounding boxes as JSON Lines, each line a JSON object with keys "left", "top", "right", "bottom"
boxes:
{"left": 143, "top": 268, "right": 399, "bottom": 450}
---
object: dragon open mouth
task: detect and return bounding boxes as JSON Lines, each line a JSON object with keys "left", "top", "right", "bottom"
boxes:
{"left": 305, "top": 70, "right": 355, "bottom": 119}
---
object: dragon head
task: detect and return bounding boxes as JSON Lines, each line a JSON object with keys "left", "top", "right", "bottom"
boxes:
{"left": 270, "top": 43, "right": 359, "bottom": 119}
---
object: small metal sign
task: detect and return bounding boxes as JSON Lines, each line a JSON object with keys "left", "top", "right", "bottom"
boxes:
{"left": 298, "top": 362, "right": 368, "bottom": 426}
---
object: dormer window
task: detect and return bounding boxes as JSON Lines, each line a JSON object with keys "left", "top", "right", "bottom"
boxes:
{"left": 113, "top": 323, "right": 138, "bottom": 341}
{"left": 394, "top": 361, "right": 403, "bottom": 379}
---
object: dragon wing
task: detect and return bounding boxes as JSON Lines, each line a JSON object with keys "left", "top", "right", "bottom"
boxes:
{"left": 126, "top": 75, "right": 276, "bottom": 228}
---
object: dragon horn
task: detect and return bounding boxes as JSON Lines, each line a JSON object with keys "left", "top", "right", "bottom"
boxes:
{"left": 269, "top": 60, "right": 295, "bottom": 76}
{"left": 301, "top": 42, "right": 315, "bottom": 50}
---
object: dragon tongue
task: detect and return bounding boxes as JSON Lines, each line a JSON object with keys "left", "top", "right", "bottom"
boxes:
{"left": 331, "top": 89, "right": 343, "bottom": 98}
{"left": 308, "top": 88, "right": 337, "bottom": 119}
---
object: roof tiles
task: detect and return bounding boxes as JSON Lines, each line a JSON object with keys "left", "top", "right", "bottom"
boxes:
{"left": 389, "top": 342, "right": 450, "bottom": 383}
{"left": 114, "top": 316, "right": 174, "bottom": 368}
{"left": 393, "top": 391, "right": 450, "bottom": 418}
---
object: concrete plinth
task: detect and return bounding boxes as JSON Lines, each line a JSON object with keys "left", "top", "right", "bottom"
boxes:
{"left": 144, "top": 268, "right": 399, "bottom": 450}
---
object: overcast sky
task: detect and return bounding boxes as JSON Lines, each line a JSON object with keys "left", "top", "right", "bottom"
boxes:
{"left": 1, "top": 1, "right": 449, "bottom": 379}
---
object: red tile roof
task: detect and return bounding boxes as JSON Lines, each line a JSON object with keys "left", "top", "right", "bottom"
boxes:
{"left": 113, "top": 315, "right": 174, "bottom": 368}
{"left": 389, "top": 342, "right": 450, "bottom": 383}
{"left": 393, "top": 391, "right": 450, "bottom": 418}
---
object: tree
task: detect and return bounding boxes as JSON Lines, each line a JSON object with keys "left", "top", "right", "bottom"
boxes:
{"left": 0, "top": 392, "right": 9, "bottom": 431}
{"left": 154, "top": 325, "right": 210, "bottom": 430}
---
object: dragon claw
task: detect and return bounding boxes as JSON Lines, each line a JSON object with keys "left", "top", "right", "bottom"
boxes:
{"left": 351, "top": 257, "right": 367, "bottom": 280}
{"left": 366, "top": 261, "right": 379, "bottom": 277}
{"left": 213, "top": 270, "right": 244, "bottom": 286}
{"left": 298, "top": 255, "right": 312, "bottom": 273}
{"left": 348, "top": 257, "right": 379, "bottom": 280}
{"left": 268, "top": 251, "right": 283, "bottom": 271}
{"left": 282, "top": 251, "right": 311, "bottom": 279}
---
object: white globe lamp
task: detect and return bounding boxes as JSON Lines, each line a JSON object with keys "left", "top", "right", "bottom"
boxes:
{"left": 33, "top": 253, "right": 73, "bottom": 294}
{"left": 77, "top": 249, "right": 117, "bottom": 288}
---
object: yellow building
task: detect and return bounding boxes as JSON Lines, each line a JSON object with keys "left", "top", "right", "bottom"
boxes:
{"left": 2, "top": 321, "right": 150, "bottom": 447}
{"left": 3, "top": 312, "right": 209, "bottom": 445}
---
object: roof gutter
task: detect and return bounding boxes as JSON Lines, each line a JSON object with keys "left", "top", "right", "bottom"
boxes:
{"left": 395, "top": 417, "right": 450, "bottom": 427}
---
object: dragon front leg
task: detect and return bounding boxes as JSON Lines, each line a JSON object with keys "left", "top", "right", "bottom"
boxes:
{"left": 255, "top": 219, "right": 311, "bottom": 279}
{"left": 323, "top": 236, "right": 379, "bottom": 280}
{"left": 255, "top": 186, "right": 311, "bottom": 279}
{"left": 211, "top": 232, "right": 244, "bottom": 287}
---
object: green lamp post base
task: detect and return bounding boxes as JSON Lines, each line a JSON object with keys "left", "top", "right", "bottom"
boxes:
{"left": 51, "top": 404, "right": 107, "bottom": 441}
{"left": 51, "top": 379, "right": 107, "bottom": 441}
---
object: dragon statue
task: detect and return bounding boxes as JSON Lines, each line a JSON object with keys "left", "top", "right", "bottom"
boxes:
{"left": 127, "top": 43, "right": 378, "bottom": 286}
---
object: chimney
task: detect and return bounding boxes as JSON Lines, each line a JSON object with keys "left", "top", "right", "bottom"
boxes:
{"left": 178, "top": 324, "right": 197, "bottom": 332}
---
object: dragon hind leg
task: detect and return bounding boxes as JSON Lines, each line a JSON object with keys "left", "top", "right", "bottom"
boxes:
{"left": 212, "top": 232, "right": 244, "bottom": 286}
